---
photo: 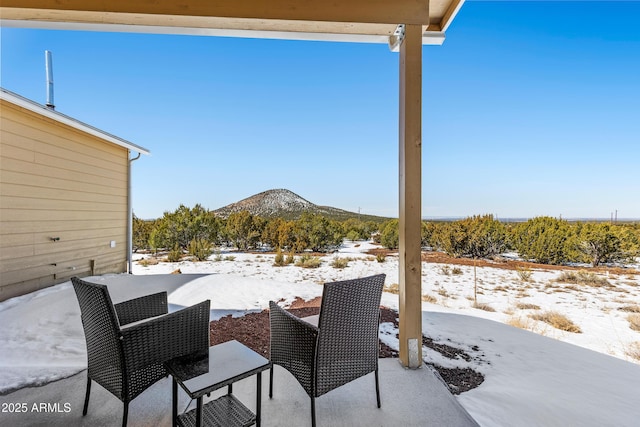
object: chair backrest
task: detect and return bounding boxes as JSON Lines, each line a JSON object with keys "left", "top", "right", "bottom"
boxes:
{"left": 72, "top": 277, "right": 125, "bottom": 400}
{"left": 315, "top": 274, "right": 385, "bottom": 396}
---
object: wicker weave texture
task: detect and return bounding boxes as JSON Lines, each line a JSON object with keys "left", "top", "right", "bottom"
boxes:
{"left": 72, "top": 277, "right": 211, "bottom": 405}
{"left": 177, "top": 394, "right": 255, "bottom": 427}
{"left": 121, "top": 301, "right": 210, "bottom": 373}
{"left": 315, "top": 274, "right": 385, "bottom": 396}
{"left": 73, "top": 277, "right": 126, "bottom": 400}
{"left": 269, "top": 301, "right": 318, "bottom": 395}
{"left": 115, "top": 292, "right": 168, "bottom": 326}
{"left": 269, "top": 274, "right": 385, "bottom": 398}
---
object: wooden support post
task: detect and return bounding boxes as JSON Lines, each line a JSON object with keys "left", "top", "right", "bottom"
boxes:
{"left": 398, "top": 23, "right": 423, "bottom": 369}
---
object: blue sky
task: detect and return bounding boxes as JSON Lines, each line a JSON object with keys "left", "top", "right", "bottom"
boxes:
{"left": 2, "top": 1, "right": 639, "bottom": 220}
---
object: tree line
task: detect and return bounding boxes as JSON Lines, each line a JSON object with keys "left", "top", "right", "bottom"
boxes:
{"left": 134, "top": 206, "right": 640, "bottom": 267}
{"left": 133, "top": 204, "right": 377, "bottom": 258}
{"left": 398, "top": 215, "right": 639, "bottom": 267}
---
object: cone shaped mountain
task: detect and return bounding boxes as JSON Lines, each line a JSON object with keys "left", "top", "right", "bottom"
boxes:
{"left": 214, "top": 189, "right": 387, "bottom": 222}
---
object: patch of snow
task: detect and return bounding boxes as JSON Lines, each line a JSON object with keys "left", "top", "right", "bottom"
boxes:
{"left": 1, "top": 241, "right": 639, "bottom": 426}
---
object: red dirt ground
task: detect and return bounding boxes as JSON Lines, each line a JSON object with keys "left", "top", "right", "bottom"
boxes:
{"left": 209, "top": 296, "right": 483, "bottom": 395}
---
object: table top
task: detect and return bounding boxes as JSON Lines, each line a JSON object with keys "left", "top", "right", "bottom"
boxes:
{"left": 166, "top": 340, "right": 270, "bottom": 399}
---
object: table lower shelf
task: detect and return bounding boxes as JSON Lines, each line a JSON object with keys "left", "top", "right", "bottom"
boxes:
{"left": 177, "top": 394, "right": 256, "bottom": 427}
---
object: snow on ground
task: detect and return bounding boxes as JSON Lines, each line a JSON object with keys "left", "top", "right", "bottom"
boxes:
{"left": 135, "top": 241, "right": 640, "bottom": 362}
{"left": 1, "top": 241, "right": 639, "bottom": 426}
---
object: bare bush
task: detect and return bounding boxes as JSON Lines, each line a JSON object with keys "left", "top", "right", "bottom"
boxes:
{"left": 285, "top": 251, "right": 295, "bottom": 265}
{"left": 626, "top": 342, "right": 640, "bottom": 361}
{"left": 422, "top": 294, "right": 437, "bottom": 303}
{"left": 627, "top": 314, "right": 640, "bottom": 332}
{"left": 507, "top": 316, "right": 532, "bottom": 330}
{"left": 384, "top": 283, "right": 399, "bottom": 294}
{"left": 530, "top": 311, "right": 582, "bottom": 333}
{"left": 273, "top": 248, "right": 286, "bottom": 266}
{"left": 330, "top": 257, "right": 349, "bottom": 269}
{"left": 472, "top": 302, "right": 495, "bottom": 312}
{"left": 516, "top": 303, "right": 541, "bottom": 310}
{"left": 295, "top": 255, "right": 322, "bottom": 268}
{"left": 516, "top": 267, "right": 533, "bottom": 282}
{"left": 452, "top": 267, "right": 463, "bottom": 275}
{"left": 555, "top": 270, "right": 610, "bottom": 287}
{"left": 619, "top": 305, "right": 640, "bottom": 313}
{"left": 137, "top": 257, "right": 159, "bottom": 267}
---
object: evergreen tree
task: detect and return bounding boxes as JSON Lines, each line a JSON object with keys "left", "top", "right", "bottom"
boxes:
{"left": 380, "top": 219, "right": 399, "bottom": 250}
{"left": 293, "top": 213, "right": 344, "bottom": 252}
{"left": 512, "top": 216, "right": 573, "bottom": 265}
{"left": 132, "top": 213, "right": 153, "bottom": 252}
{"left": 226, "top": 210, "right": 262, "bottom": 250}
{"left": 572, "top": 222, "right": 634, "bottom": 266}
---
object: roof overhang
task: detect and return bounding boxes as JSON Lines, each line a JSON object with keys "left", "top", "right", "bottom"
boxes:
{"left": 0, "top": 88, "right": 150, "bottom": 156}
{"left": 0, "top": 0, "right": 464, "bottom": 46}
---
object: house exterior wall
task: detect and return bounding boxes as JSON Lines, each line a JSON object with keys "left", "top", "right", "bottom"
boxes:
{"left": 0, "top": 99, "right": 129, "bottom": 301}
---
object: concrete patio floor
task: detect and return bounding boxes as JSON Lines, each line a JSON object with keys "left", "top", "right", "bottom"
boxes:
{"left": 0, "top": 358, "right": 478, "bottom": 426}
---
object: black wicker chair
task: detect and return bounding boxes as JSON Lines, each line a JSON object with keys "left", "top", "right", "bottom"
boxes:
{"left": 71, "top": 276, "right": 210, "bottom": 427}
{"left": 269, "top": 274, "right": 386, "bottom": 427}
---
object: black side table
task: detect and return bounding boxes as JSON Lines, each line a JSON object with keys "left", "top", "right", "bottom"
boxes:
{"left": 165, "top": 340, "right": 271, "bottom": 427}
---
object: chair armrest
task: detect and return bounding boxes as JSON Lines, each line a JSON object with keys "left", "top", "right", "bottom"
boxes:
{"left": 269, "top": 301, "right": 318, "bottom": 396}
{"left": 115, "top": 291, "right": 168, "bottom": 326}
{"left": 121, "top": 300, "right": 210, "bottom": 371}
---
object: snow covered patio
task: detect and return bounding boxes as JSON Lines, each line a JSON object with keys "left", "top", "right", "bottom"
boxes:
{"left": 2, "top": 271, "right": 640, "bottom": 426}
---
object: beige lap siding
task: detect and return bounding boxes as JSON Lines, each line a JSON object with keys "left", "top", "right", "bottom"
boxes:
{"left": 0, "top": 100, "right": 128, "bottom": 301}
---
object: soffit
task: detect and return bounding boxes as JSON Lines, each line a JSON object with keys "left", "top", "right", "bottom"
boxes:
{"left": 0, "top": 0, "right": 464, "bottom": 44}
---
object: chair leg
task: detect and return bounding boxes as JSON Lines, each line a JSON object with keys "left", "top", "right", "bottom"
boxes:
{"left": 82, "top": 377, "right": 91, "bottom": 416}
{"left": 269, "top": 367, "right": 274, "bottom": 398}
{"left": 375, "top": 368, "right": 381, "bottom": 408}
{"left": 122, "top": 402, "right": 128, "bottom": 427}
{"left": 311, "top": 396, "right": 316, "bottom": 427}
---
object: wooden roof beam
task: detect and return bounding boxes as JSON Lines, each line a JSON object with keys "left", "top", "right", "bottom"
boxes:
{"left": 1, "top": 1, "right": 465, "bottom": 45}
{"left": 0, "top": 0, "right": 430, "bottom": 26}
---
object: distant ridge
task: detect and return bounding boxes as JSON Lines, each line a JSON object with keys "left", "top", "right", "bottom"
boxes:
{"left": 213, "top": 189, "right": 388, "bottom": 222}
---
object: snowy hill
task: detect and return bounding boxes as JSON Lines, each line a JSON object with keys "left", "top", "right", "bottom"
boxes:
{"left": 213, "top": 189, "right": 387, "bottom": 221}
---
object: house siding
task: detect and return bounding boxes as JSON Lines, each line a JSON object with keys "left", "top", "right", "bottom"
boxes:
{"left": 0, "top": 100, "right": 129, "bottom": 301}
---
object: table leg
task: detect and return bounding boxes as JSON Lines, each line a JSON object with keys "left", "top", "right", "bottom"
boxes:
{"left": 172, "top": 378, "right": 177, "bottom": 427}
{"left": 196, "top": 397, "right": 203, "bottom": 427}
{"left": 228, "top": 383, "right": 233, "bottom": 394}
{"left": 256, "top": 372, "right": 262, "bottom": 427}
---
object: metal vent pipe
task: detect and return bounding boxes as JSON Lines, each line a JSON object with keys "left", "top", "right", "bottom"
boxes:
{"left": 45, "top": 50, "right": 55, "bottom": 109}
